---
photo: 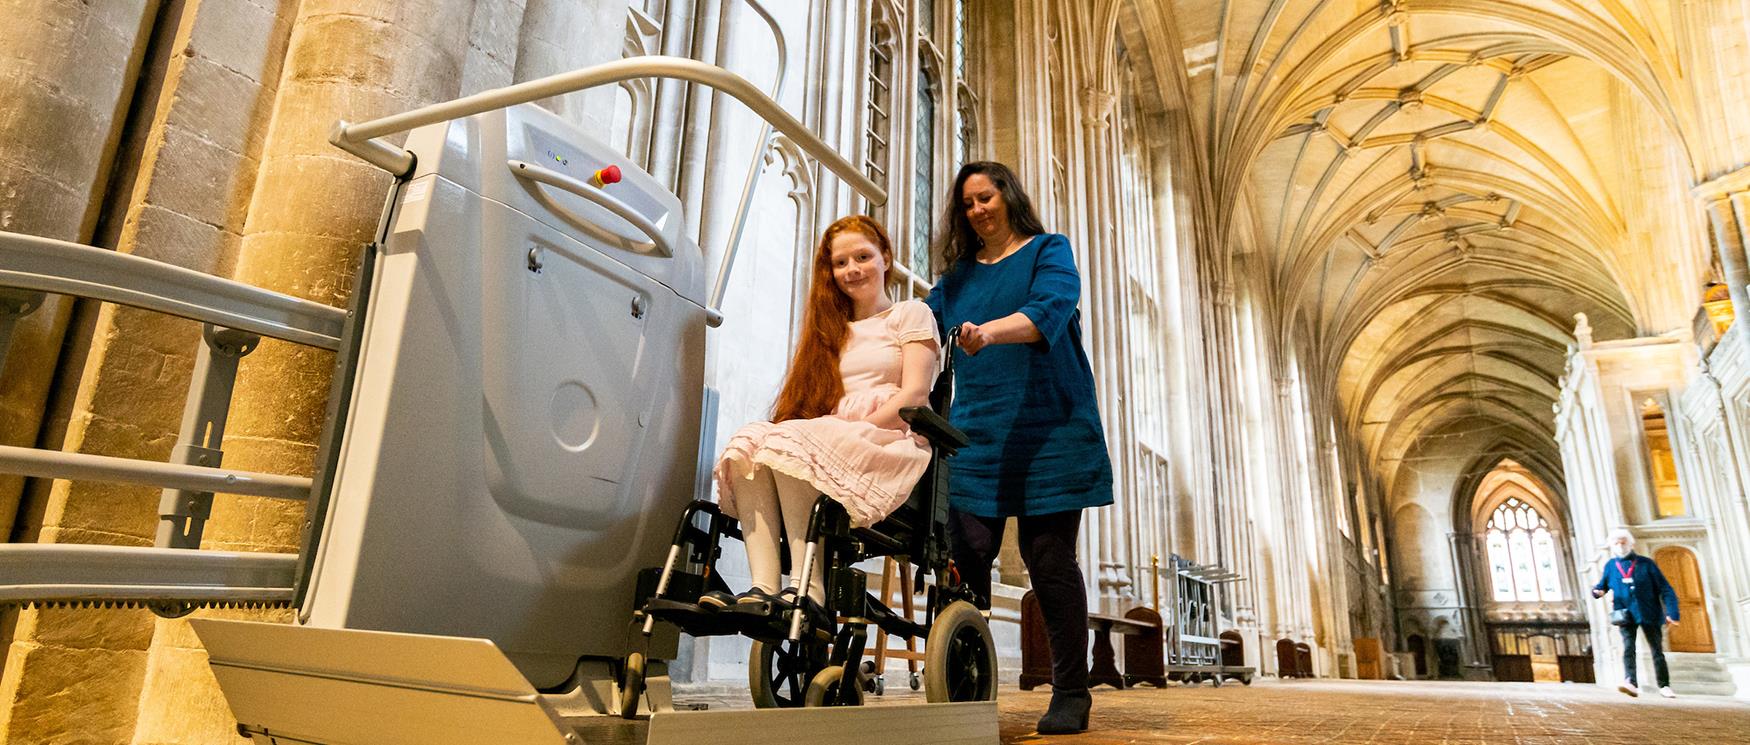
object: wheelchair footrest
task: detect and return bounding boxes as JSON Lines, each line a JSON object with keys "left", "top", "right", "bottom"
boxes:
{"left": 644, "top": 599, "right": 744, "bottom": 638}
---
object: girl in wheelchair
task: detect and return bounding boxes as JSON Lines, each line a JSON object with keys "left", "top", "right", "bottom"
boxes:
{"left": 638, "top": 215, "right": 996, "bottom": 709}
{"left": 709, "top": 214, "right": 938, "bottom": 619}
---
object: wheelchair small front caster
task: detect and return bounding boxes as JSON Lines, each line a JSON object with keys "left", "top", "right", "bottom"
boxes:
{"left": 874, "top": 675, "right": 886, "bottom": 696}
{"left": 804, "top": 665, "right": 865, "bottom": 707}
{"left": 909, "top": 671, "right": 921, "bottom": 691}
{"left": 860, "top": 660, "right": 878, "bottom": 693}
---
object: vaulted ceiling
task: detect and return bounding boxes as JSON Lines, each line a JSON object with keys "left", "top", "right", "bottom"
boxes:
{"left": 1158, "top": 0, "right": 1712, "bottom": 497}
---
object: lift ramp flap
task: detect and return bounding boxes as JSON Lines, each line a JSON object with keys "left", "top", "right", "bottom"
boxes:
{"left": 194, "top": 619, "right": 998, "bottom": 745}
{"left": 194, "top": 619, "right": 578, "bottom": 745}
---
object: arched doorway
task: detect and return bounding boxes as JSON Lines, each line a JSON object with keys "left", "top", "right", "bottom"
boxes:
{"left": 1653, "top": 546, "right": 1715, "bottom": 652}
{"left": 1406, "top": 634, "right": 1428, "bottom": 678}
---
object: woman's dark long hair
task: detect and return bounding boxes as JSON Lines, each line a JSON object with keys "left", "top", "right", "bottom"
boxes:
{"left": 936, "top": 161, "right": 1047, "bottom": 273}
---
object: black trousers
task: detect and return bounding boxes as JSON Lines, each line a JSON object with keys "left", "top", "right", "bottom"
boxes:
{"left": 949, "top": 508, "right": 1088, "bottom": 690}
{"left": 1620, "top": 620, "right": 1670, "bottom": 688}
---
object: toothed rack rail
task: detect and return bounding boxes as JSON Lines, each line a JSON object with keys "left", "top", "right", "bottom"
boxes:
{"left": 0, "top": 229, "right": 351, "bottom": 614}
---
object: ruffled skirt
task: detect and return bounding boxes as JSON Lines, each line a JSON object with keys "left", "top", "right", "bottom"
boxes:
{"left": 713, "top": 386, "right": 930, "bottom": 528}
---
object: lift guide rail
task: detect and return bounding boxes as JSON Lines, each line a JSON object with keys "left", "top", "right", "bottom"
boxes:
{"left": 0, "top": 53, "right": 996, "bottom": 745}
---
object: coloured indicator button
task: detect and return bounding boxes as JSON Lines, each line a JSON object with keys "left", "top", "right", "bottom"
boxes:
{"left": 591, "top": 165, "right": 623, "bottom": 187}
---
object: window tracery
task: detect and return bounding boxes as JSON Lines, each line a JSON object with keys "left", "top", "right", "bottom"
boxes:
{"left": 1484, "top": 497, "right": 1564, "bottom": 603}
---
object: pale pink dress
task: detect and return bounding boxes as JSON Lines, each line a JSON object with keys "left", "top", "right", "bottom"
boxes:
{"left": 714, "top": 300, "right": 941, "bottom": 528}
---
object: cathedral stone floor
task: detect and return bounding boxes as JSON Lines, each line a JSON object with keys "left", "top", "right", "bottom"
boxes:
{"left": 672, "top": 677, "right": 1750, "bottom": 743}
{"left": 996, "top": 679, "right": 1750, "bottom": 744}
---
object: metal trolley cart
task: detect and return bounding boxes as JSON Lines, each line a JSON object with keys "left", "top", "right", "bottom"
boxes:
{"left": 1159, "top": 554, "right": 1252, "bottom": 686}
{"left": 0, "top": 45, "right": 996, "bottom": 745}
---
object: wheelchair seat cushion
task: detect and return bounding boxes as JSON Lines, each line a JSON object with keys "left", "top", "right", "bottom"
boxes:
{"left": 713, "top": 300, "right": 940, "bottom": 528}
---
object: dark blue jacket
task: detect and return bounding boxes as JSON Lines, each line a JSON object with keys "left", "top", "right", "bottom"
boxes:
{"left": 1593, "top": 553, "right": 1680, "bottom": 625}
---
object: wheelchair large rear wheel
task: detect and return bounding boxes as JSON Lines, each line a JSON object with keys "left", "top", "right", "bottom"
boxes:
{"left": 749, "top": 637, "right": 828, "bottom": 708}
{"left": 923, "top": 600, "right": 998, "bottom": 702}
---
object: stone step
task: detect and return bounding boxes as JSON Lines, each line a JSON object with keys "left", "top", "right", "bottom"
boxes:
{"left": 1668, "top": 680, "right": 1740, "bottom": 696}
{"left": 1645, "top": 653, "right": 1740, "bottom": 695}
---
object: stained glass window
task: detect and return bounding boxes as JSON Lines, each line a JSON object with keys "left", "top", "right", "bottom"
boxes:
{"left": 913, "top": 66, "right": 936, "bottom": 280}
{"left": 1486, "top": 531, "right": 1514, "bottom": 601}
{"left": 1485, "top": 498, "right": 1565, "bottom": 602}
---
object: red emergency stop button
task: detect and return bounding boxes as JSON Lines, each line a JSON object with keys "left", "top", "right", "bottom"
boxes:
{"left": 592, "top": 165, "right": 622, "bottom": 187}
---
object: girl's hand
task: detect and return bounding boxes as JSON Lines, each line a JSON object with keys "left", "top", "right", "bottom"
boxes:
{"left": 958, "top": 322, "right": 991, "bottom": 355}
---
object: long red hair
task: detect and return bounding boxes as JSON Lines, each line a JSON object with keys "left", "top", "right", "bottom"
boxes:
{"left": 771, "top": 215, "right": 897, "bottom": 423}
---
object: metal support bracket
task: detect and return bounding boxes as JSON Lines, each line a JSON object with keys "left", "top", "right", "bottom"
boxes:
{"left": 0, "top": 288, "right": 46, "bottom": 369}
{"left": 157, "top": 324, "right": 262, "bottom": 549}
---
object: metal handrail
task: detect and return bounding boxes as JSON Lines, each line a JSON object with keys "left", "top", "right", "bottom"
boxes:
{"left": 0, "top": 231, "right": 347, "bottom": 350}
{"left": 710, "top": 0, "right": 789, "bottom": 314}
{"left": 330, "top": 56, "right": 884, "bottom": 207}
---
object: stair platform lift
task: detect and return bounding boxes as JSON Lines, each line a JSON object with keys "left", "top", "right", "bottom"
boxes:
{"left": 0, "top": 55, "right": 996, "bottom": 745}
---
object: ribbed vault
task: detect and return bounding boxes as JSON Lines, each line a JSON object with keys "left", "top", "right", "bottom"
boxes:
{"left": 1168, "top": 0, "right": 1706, "bottom": 498}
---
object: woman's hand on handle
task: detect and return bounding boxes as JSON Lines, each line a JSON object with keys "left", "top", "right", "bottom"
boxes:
{"left": 956, "top": 313, "right": 1042, "bottom": 356}
{"left": 958, "top": 322, "right": 990, "bottom": 355}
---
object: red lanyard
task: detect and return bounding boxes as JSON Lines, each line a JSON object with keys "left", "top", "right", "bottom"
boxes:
{"left": 1615, "top": 558, "right": 1635, "bottom": 581}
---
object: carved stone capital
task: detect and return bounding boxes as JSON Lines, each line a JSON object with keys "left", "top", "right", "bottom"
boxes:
{"left": 1080, "top": 86, "right": 1117, "bottom": 129}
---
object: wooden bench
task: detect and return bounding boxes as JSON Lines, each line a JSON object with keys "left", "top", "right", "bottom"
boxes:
{"left": 1018, "top": 591, "right": 1164, "bottom": 690}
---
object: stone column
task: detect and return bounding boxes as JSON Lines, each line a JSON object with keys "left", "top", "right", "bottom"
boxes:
{"left": 1706, "top": 196, "right": 1750, "bottom": 321}
{"left": 0, "top": 3, "right": 167, "bottom": 742}
{"left": 1446, "top": 532, "right": 1490, "bottom": 675}
{"left": 0, "top": 0, "right": 157, "bottom": 538}
{"left": 1317, "top": 435, "right": 1351, "bottom": 658}
{"left": 1208, "top": 279, "right": 1251, "bottom": 622}
{"left": 126, "top": 2, "right": 517, "bottom": 743}
{"left": 513, "top": 0, "right": 625, "bottom": 134}
{"left": 1084, "top": 84, "right": 1128, "bottom": 605}
{"left": 1272, "top": 378, "right": 1305, "bottom": 651}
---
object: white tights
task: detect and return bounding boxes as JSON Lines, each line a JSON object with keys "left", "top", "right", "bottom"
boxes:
{"left": 731, "top": 468, "right": 826, "bottom": 603}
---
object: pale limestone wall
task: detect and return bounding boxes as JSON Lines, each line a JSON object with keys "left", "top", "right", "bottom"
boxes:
{"left": 1680, "top": 0, "right": 1750, "bottom": 181}
{"left": 0, "top": 0, "right": 155, "bottom": 540}
{"left": 114, "top": 3, "right": 302, "bottom": 743}
{"left": 0, "top": 3, "right": 172, "bottom": 742}
{"left": 0, "top": 0, "right": 522, "bottom": 742}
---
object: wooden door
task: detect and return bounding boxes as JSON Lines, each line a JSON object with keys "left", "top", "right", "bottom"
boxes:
{"left": 1558, "top": 655, "right": 1595, "bottom": 683}
{"left": 1528, "top": 635, "right": 1562, "bottom": 682}
{"left": 1354, "top": 637, "right": 1382, "bottom": 680}
{"left": 1654, "top": 546, "right": 1715, "bottom": 652}
{"left": 1492, "top": 655, "right": 1533, "bottom": 682}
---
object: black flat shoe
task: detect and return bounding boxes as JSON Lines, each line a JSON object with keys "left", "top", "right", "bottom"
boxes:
{"left": 726, "top": 587, "right": 793, "bottom": 618}
{"left": 696, "top": 590, "right": 737, "bottom": 610}
{"left": 1036, "top": 687, "right": 1091, "bottom": 735}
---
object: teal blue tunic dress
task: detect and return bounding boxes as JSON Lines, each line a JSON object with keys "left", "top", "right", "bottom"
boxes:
{"left": 924, "top": 233, "right": 1114, "bottom": 517}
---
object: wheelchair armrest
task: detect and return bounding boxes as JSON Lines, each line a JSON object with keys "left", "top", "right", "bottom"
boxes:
{"left": 900, "top": 406, "right": 969, "bottom": 451}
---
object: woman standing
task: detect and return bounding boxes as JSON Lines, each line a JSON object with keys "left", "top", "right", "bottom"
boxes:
{"left": 925, "top": 162, "right": 1112, "bottom": 735}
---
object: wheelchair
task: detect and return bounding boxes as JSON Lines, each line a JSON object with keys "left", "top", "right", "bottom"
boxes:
{"left": 630, "top": 329, "right": 997, "bottom": 711}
